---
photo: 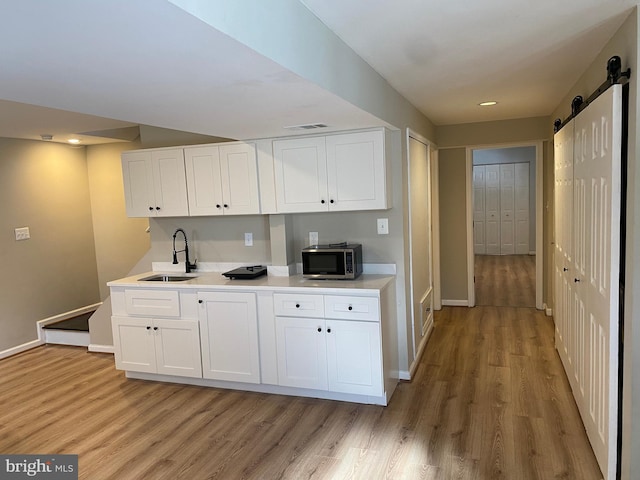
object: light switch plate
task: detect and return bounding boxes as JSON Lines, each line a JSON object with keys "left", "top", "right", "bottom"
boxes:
{"left": 244, "top": 232, "right": 253, "bottom": 246}
{"left": 377, "top": 218, "right": 389, "bottom": 235}
{"left": 309, "top": 231, "right": 319, "bottom": 246}
{"left": 15, "top": 227, "right": 30, "bottom": 241}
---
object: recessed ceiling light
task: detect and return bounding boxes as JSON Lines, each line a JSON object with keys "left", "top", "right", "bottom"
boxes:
{"left": 68, "top": 138, "right": 81, "bottom": 144}
{"left": 479, "top": 101, "right": 498, "bottom": 106}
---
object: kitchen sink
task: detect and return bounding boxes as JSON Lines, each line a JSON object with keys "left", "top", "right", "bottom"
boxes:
{"left": 138, "top": 274, "right": 195, "bottom": 282}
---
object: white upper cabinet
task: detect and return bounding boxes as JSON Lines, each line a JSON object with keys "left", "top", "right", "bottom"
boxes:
{"left": 184, "top": 142, "right": 260, "bottom": 216}
{"left": 326, "top": 130, "right": 389, "bottom": 211}
{"left": 273, "top": 129, "right": 390, "bottom": 213}
{"left": 273, "top": 136, "right": 328, "bottom": 213}
{"left": 121, "top": 148, "right": 189, "bottom": 217}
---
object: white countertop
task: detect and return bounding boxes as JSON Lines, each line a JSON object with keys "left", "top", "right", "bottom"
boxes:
{"left": 107, "top": 271, "right": 395, "bottom": 295}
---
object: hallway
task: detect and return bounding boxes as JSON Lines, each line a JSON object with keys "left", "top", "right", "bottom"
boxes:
{"left": 475, "top": 254, "right": 536, "bottom": 307}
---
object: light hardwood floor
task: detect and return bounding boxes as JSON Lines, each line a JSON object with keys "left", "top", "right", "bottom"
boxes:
{"left": 475, "top": 255, "right": 536, "bottom": 308}
{"left": 0, "top": 304, "right": 602, "bottom": 479}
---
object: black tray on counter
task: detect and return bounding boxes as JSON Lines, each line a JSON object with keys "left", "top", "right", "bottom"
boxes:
{"left": 222, "top": 266, "right": 267, "bottom": 280}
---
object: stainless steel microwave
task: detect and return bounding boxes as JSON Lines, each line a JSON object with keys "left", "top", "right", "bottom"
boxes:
{"left": 302, "top": 243, "right": 363, "bottom": 280}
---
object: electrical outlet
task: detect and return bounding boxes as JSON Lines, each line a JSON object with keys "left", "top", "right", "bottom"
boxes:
{"left": 309, "top": 231, "right": 319, "bottom": 246}
{"left": 377, "top": 218, "right": 389, "bottom": 235}
{"left": 15, "top": 227, "right": 30, "bottom": 241}
{"left": 244, "top": 232, "right": 253, "bottom": 247}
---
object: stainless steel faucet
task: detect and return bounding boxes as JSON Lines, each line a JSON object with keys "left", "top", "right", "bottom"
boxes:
{"left": 172, "top": 228, "right": 197, "bottom": 273}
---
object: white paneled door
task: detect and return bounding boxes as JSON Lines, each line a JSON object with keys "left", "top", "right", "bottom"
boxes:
{"left": 473, "top": 165, "right": 486, "bottom": 254}
{"left": 473, "top": 162, "right": 528, "bottom": 255}
{"left": 554, "top": 84, "right": 622, "bottom": 480}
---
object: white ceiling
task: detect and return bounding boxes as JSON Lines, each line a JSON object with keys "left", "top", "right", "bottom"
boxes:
{"left": 301, "top": 0, "right": 638, "bottom": 125}
{"left": 0, "top": 0, "right": 637, "bottom": 144}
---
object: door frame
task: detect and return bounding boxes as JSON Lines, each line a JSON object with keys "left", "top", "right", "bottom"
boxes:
{"left": 465, "top": 141, "right": 544, "bottom": 309}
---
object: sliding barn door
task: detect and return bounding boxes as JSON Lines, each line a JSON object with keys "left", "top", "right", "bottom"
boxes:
{"left": 554, "top": 84, "right": 622, "bottom": 479}
{"left": 554, "top": 119, "right": 575, "bottom": 378}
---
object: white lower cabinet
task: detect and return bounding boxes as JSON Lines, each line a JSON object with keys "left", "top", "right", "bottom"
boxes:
{"left": 326, "top": 319, "right": 382, "bottom": 396}
{"left": 112, "top": 316, "right": 202, "bottom": 378}
{"left": 109, "top": 280, "right": 396, "bottom": 405}
{"left": 274, "top": 293, "right": 384, "bottom": 397}
{"left": 198, "top": 291, "right": 261, "bottom": 384}
{"left": 276, "top": 316, "right": 328, "bottom": 390}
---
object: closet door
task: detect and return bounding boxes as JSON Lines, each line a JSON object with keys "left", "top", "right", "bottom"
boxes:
{"left": 574, "top": 84, "right": 622, "bottom": 480}
{"left": 554, "top": 85, "right": 621, "bottom": 480}
{"left": 485, "top": 165, "right": 500, "bottom": 254}
{"left": 473, "top": 166, "right": 486, "bottom": 254}
{"left": 499, "top": 164, "right": 515, "bottom": 254}
{"left": 514, "top": 163, "right": 530, "bottom": 254}
{"left": 554, "top": 119, "right": 575, "bottom": 378}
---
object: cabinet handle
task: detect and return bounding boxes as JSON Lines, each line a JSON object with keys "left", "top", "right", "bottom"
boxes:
{"left": 574, "top": 278, "right": 580, "bottom": 283}
{"left": 223, "top": 204, "right": 229, "bottom": 208}
{"left": 216, "top": 204, "right": 221, "bottom": 209}
{"left": 348, "top": 305, "right": 353, "bottom": 311}
{"left": 148, "top": 206, "right": 154, "bottom": 211}
{"left": 155, "top": 206, "right": 161, "bottom": 210}
{"left": 198, "top": 299, "right": 203, "bottom": 304}
{"left": 327, "top": 328, "right": 332, "bottom": 333}
{"left": 320, "top": 199, "right": 325, "bottom": 204}
{"left": 317, "top": 327, "right": 322, "bottom": 332}
{"left": 153, "top": 326, "right": 158, "bottom": 331}
{"left": 563, "top": 267, "right": 569, "bottom": 272}
{"left": 295, "top": 303, "right": 300, "bottom": 308}
{"left": 146, "top": 326, "right": 151, "bottom": 330}
{"left": 330, "top": 199, "right": 334, "bottom": 204}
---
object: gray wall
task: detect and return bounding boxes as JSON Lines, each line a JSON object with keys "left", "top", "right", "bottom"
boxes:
{"left": 473, "top": 146, "right": 536, "bottom": 250}
{"left": 438, "top": 148, "right": 468, "bottom": 302}
{"left": 0, "top": 138, "right": 100, "bottom": 352}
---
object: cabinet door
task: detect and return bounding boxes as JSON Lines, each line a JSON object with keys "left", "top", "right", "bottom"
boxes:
{"left": 199, "top": 292, "right": 260, "bottom": 383}
{"left": 326, "top": 320, "right": 382, "bottom": 396}
{"left": 219, "top": 143, "right": 260, "bottom": 215}
{"left": 150, "top": 149, "right": 189, "bottom": 217}
{"left": 153, "top": 318, "right": 202, "bottom": 378}
{"left": 184, "top": 145, "right": 225, "bottom": 216}
{"left": 273, "top": 137, "right": 328, "bottom": 213}
{"left": 326, "top": 130, "right": 388, "bottom": 211}
{"left": 275, "top": 316, "right": 328, "bottom": 390}
{"left": 111, "top": 316, "right": 156, "bottom": 373}
{"left": 122, "top": 151, "right": 155, "bottom": 217}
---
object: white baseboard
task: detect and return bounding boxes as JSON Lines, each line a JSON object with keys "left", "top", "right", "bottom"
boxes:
{"left": 398, "top": 370, "right": 411, "bottom": 381}
{"left": 529, "top": 251, "right": 536, "bottom": 256}
{"left": 441, "top": 299, "right": 469, "bottom": 307}
{"left": 543, "top": 304, "right": 553, "bottom": 316}
{"left": 89, "top": 344, "right": 114, "bottom": 354}
{"left": 0, "top": 339, "right": 44, "bottom": 360}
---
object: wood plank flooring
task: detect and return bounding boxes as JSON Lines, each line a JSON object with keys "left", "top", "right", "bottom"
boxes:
{"left": 0, "top": 307, "right": 602, "bottom": 479}
{"left": 475, "top": 255, "right": 536, "bottom": 307}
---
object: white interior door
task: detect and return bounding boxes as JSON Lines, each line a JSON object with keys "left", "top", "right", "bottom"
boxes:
{"left": 514, "top": 163, "right": 530, "bottom": 254}
{"left": 485, "top": 165, "right": 500, "bottom": 254}
{"left": 554, "top": 85, "right": 622, "bottom": 480}
{"left": 473, "top": 165, "right": 486, "bottom": 254}
{"left": 574, "top": 85, "right": 622, "bottom": 480}
{"left": 500, "top": 164, "right": 515, "bottom": 254}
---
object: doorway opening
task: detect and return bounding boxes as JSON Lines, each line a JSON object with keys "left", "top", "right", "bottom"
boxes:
{"left": 465, "top": 142, "right": 543, "bottom": 309}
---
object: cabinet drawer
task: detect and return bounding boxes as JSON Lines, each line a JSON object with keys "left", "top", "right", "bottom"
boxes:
{"left": 324, "top": 296, "right": 379, "bottom": 322}
{"left": 273, "top": 293, "right": 324, "bottom": 318}
{"left": 124, "top": 289, "right": 180, "bottom": 317}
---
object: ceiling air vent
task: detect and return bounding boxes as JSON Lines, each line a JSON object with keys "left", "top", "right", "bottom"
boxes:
{"left": 283, "top": 123, "right": 329, "bottom": 131}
